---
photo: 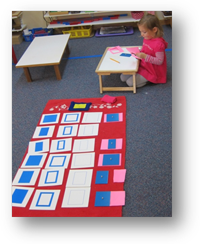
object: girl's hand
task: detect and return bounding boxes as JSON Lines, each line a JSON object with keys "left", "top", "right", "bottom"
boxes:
{"left": 135, "top": 52, "right": 147, "bottom": 59}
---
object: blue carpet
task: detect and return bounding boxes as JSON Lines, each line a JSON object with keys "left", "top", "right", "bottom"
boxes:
{"left": 12, "top": 25, "right": 172, "bottom": 217}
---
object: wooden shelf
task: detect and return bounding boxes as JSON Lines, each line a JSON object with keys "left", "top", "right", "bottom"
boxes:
{"left": 12, "top": 11, "right": 27, "bottom": 33}
{"left": 12, "top": 11, "right": 23, "bottom": 19}
{"left": 161, "top": 11, "right": 172, "bottom": 18}
{"left": 47, "top": 16, "right": 140, "bottom": 29}
{"left": 44, "top": 11, "right": 128, "bottom": 19}
{"left": 12, "top": 24, "right": 27, "bottom": 32}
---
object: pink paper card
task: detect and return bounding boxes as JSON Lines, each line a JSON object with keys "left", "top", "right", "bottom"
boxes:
{"left": 98, "top": 154, "right": 104, "bottom": 166}
{"left": 110, "top": 191, "right": 125, "bottom": 206}
{"left": 108, "top": 46, "right": 124, "bottom": 54}
{"left": 113, "top": 169, "right": 126, "bottom": 182}
{"left": 100, "top": 138, "right": 123, "bottom": 150}
{"left": 101, "top": 139, "right": 108, "bottom": 150}
{"left": 126, "top": 47, "right": 142, "bottom": 59}
{"left": 104, "top": 113, "right": 123, "bottom": 122}
{"left": 116, "top": 139, "right": 123, "bottom": 149}
{"left": 126, "top": 47, "right": 140, "bottom": 54}
{"left": 98, "top": 154, "right": 122, "bottom": 166}
{"left": 119, "top": 113, "right": 123, "bottom": 121}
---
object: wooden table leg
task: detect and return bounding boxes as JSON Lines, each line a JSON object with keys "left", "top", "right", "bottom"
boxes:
{"left": 23, "top": 67, "right": 32, "bottom": 82}
{"left": 99, "top": 75, "right": 103, "bottom": 93}
{"left": 133, "top": 73, "right": 136, "bottom": 93}
{"left": 54, "top": 65, "right": 61, "bottom": 80}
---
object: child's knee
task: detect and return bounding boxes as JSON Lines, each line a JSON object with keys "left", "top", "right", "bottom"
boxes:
{"left": 120, "top": 74, "right": 131, "bottom": 82}
{"left": 120, "top": 74, "right": 126, "bottom": 82}
{"left": 126, "top": 76, "right": 133, "bottom": 87}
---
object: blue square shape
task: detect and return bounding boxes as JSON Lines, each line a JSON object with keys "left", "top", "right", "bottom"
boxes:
{"left": 49, "top": 156, "right": 66, "bottom": 167}
{"left": 103, "top": 154, "right": 120, "bottom": 166}
{"left": 95, "top": 191, "right": 110, "bottom": 207}
{"left": 25, "top": 155, "right": 43, "bottom": 166}
{"left": 12, "top": 189, "right": 28, "bottom": 204}
{"left": 107, "top": 113, "right": 119, "bottom": 122}
{"left": 36, "top": 192, "right": 54, "bottom": 207}
{"left": 18, "top": 171, "right": 34, "bottom": 183}
{"left": 108, "top": 139, "right": 116, "bottom": 149}
{"left": 120, "top": 53, "right": 131, "bottom": 57}
{"left": 63, "top": 126, "right": 72, "bottom": 135}
{"left": 39, "top": 127, "right": 49, "bottom": 136}
{"left": 35, "top": 141, "right": 43, "bottom": 152}
{"left": 57, "top": 140, "right": 65, "bottom": 150}
{"left": 95, "top": 171, "right": 109, "bottom": 184}
{"left": 64, "top": 114, "right": 79, "bottom": 123}
{"left": 43, "top": 114, "right": 57, "bottom": 123}
{"left": 45, "top": 171, "right": 59, "bottom": 184}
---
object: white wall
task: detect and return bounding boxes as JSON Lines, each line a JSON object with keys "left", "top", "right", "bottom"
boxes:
{"left": 22, "top": 11, "right": 46, "bottom": 29}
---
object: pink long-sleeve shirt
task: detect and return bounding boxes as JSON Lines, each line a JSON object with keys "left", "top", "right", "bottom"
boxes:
{"left": 137, "top": 37, "right": 168, "bottom": 84}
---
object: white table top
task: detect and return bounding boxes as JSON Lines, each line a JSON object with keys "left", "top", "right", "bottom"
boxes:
{"left": 16, "top": 34, "right": 70, "bottom": 68}
{"left": 96, "top": 46, "right": 139, "bottom": 73}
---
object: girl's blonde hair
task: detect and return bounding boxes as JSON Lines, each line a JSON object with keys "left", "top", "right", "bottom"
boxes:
{"left": 138, "top": 14, "right": 164, "bottom": 37}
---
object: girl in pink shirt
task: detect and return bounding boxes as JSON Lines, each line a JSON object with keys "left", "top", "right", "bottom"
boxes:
{"left": 120, "top": 14, "right": 168, "bottom": 87}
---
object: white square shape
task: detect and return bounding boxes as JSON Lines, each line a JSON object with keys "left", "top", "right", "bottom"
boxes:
{"left": 71, "top": 152, "right": 95, "bottom": 169}
{"left": 12, "top": 168, "right": 40, "bottom": 186}
{"left": 12, "top": 186, "right": 34, "bottom": 207}
{"left": 32, "top": 125, "right": 55, "bottom": 139}
{"left": 57, "top": 124, "right": 78, "bottom": 137}
{"left": 61, "top": 187, "right": 90, "bottom": 208}
{"left": 39, "top": 113, "right": 60, "bottom": 125}
{"left": 82, "top": 112, "right": 102, "bottom": 123}
{"left": 78, "top": 124, "right": 99, "bottom": 137}
{"left": 28, "top": 139, "right": 50, "bottom": 154}
{"left": 66, "top": 169, "right": 93, "bottom": 187}
{"left": 45, "top": 153, "right": 71, "bottom": 169}
{"left": 20, "top": 153, "right": 47, "bottom": 168}
{"left": 30, "top": 189, "right": 60, "bottom": 210}
{"left": 38, "top": 168, "right": 65, "bottom": 187}
{"left": 72, "top": 138, "right": 95, "bottom": 153}
{"left": 61, "top": 112, "right": 81, "bottom": 124}
{"left": 50, "top": 138, "right": 72, "bottom": 153}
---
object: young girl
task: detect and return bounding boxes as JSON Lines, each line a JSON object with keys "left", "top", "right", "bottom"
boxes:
{"left": 120, "top": 14, "right": 168, "bottom": 87}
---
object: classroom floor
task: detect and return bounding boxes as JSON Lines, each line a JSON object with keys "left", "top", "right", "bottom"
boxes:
{"left": 12, "top": 24, "right": 172, "bottom": 217}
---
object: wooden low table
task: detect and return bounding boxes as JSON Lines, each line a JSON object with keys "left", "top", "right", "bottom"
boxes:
{"left": 16, "top": 34, "right": 70, "bottom": 82}
{"left": 95, "top": 46, "right": 140, "bottom": 93}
